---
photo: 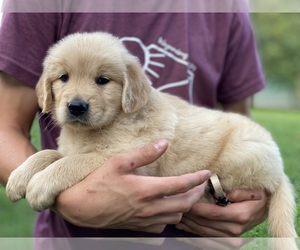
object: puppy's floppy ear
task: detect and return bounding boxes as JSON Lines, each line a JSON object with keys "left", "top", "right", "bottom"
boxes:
{"left": 36, "top": 70, "right": 53, "bottom": 113}
{"left": 122, "top": 56, "right": 152, "bottom": 113}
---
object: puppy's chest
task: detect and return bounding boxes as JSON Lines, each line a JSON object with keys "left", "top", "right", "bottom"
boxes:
{"left": 57, "top": 129, "right": 110, "bottom": 155}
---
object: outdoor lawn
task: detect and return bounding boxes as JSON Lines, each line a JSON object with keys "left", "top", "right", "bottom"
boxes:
{"left": 0, "top": 108, "right": 299, "bottom": 238}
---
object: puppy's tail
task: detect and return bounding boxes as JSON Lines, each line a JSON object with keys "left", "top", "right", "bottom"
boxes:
{"left": 268, "top": 175, "right": 298, "bottom": 250}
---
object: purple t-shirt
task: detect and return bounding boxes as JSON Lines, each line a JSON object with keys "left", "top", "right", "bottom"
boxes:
{"left": 0, "top": 13, "right": 265, "bottom": 238}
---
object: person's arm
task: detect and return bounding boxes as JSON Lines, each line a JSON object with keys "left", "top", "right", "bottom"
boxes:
{"left": 0, "top": 71, "right": 39, "bottom": 186}
{"left": 176, "top": 98, "right": 268, "bottom": 237}
{"left": 221, "top": 97, "right": 252, "bottom": 118}
{"left": 0, "top": 72, "right": 212, "bottom": 233}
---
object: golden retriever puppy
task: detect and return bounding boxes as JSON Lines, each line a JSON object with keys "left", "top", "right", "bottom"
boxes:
{"left": 6, "top": 32, "right": 297, "bottom": 244}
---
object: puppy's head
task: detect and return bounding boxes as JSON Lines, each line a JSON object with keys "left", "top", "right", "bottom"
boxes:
{"left": 36, "top": 32, "right": 151, "bottom": 129}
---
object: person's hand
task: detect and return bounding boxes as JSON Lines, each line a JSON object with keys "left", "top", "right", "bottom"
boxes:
{"left": 176, "top": 189, "right": 268, "bottom": 236}
{"left": 53, "top": 139, "right": 212, "bottom": 233}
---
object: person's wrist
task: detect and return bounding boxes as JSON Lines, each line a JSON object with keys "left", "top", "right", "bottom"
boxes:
{"left": 52, "top": 186, "right": 82, "bottom": 224}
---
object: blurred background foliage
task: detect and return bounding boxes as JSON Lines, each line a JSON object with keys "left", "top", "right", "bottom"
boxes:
{"left": 251, "top": 13, "right": 300, "bottom": 110}
{"left": 251, "top": 13, "right": 300, "bottom": 87}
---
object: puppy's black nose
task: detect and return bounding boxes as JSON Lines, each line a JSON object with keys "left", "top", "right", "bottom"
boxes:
{"left": 68, "top": 100, "right": 89, "bottom": 117}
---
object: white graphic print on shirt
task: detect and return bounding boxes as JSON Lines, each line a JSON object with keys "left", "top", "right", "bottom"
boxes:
{"left": 120, "top": 36, "right": 197, "bottom": 104}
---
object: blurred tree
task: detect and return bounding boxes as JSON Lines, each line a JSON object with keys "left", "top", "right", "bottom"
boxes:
{"left": 251, "top": 13, "right": 300, "bottom": 88}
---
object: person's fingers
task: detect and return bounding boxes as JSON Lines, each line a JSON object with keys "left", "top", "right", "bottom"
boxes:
{"left": 186, "top": 200, "right": 258, "bottom": 223}
{"left": 126, "top": 171, "right": 210, "bottom": 212}
{"left": 226, "top": 189, "right": 266, "bottom": 202}
{"left": 137, "top": 171, "right": 211, "bottom": 200}
{"left": 157, "top": 171, "right": 211, "bottom": 197}
{"left": 159, "top": 184, "right": 207, "bottom": 212}
{"left": 166, "top": 184, "right": 208, "bottom": 210}
{"left": 178, "top": 193, "right": 268, "bottom": 236}
{"left": 135, "top": 184, "right": 208, "bottom": 218}
{"left": 119, "top": 184, "right": 207, "bottom": 225}
{"left": 177, "top": 215, "right": 241, "bottom": 236}
{"left": 186, "top": 190, "right": 267, "bottom": 223}
{"left": 111, "top": 139, "right": 169, "bottom": 173}
{"left": 177, "top": 216, "right": 230, "bottom": 236}
{"left": 186, "top": 202, "right": 237, "bottom": 221}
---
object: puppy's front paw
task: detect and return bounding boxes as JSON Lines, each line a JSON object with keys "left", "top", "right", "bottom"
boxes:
{"left": 25, "top": 171, "right": 59, "bottom": 212}
{"left": 6, "top": 168, "right": 30, "bottom": 202}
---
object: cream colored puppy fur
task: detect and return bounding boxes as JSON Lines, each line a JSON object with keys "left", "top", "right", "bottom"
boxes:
{"left": 6, "top": 33, "right": 297, "bottom": 242}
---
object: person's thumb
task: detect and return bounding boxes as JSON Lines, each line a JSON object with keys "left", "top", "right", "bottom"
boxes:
{"left": 125, "top": 139, "right": 169, "bottom": 172}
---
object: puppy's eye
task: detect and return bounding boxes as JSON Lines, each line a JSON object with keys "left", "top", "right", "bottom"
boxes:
{"left": 96, "top": 77, "right": 110, "bottom": 85}
{"left": 60, "top": 74, "right": 69, "bottom": 82}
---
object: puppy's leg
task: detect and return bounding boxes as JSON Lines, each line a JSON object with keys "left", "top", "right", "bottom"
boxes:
{"left": 25, "top": 153, "right": 102, "bottom": 211}
{"left": 6, "top": 150, "right": 63, "bottom": 202}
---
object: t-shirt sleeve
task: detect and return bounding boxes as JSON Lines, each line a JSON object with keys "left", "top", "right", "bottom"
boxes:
{"left": 217, "top": 13, "right": 265, "bottom": 104}
{"left": 0, "top": 13, "right": 64, "bottom": 88}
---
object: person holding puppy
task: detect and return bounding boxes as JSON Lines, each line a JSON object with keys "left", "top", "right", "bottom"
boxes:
{"left": 0, "top": 11, "right": 267, "bottom": 241}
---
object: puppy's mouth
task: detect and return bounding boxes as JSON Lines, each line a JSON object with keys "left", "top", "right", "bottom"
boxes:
{"left": 65, "top": 99, "right": 91, "bottom": 126}
{"left": 66, "top": 116, "right": 90, "bottom": 126}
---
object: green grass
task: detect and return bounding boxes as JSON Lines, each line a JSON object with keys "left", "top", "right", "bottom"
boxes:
{"left": 0, "top": 109, "right": 299, "bottom": 237}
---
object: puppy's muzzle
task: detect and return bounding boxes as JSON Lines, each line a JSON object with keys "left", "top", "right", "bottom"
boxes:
{"left": 68, "top": 99, "right": 89, "bottom": 117}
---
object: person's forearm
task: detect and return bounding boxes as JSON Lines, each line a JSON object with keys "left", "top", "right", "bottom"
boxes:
{"left": 0, "top": 128, "right": 37, "bottom": 186}
{"left": 0, "top": 72, "right": 39, "bottom": 187}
